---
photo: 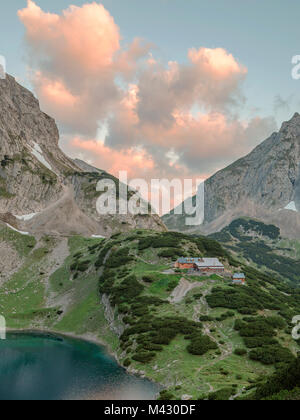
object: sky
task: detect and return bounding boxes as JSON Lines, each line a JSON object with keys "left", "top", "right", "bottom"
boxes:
{"left": 1, "top": 0, "right": 300, "bottom": 202}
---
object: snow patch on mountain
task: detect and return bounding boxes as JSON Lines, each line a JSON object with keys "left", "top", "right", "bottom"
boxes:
{"left": 30, "top": 142, "right": 54, "bottom": 173}
{"left": 284, "top": 201, "right": 297, "bottom": 212}
{"left": 15, "top": 213, "right": 39, "bottom": 221}
{"left": 5, "top": 223, "right": 29, "bottom": 235}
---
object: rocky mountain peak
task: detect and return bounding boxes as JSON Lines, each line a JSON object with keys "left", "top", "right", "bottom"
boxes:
{"left": 279, "top": 112, "right": 300, "bottom": 139}
{"left": 0, "top": 74, "right": 80, "bottom": 172}
{"left": 0, "top": 74, "right": 56, "bottom": 148}
{"left": 163, "top": 112, "right": 300, "bottom": 239}
{"left": 0, "top": 74, "right": 165, "bottom": 237}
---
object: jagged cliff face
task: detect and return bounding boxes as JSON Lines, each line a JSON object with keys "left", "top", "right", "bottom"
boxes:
{"left": 0, "top": 75, "right": 165, "bottom": 236}
{"left": 163, "top": 113, "right": 300, "bottom": 238}
{"left": 205, "top": 113, "right": 300, "bottom": 222}
{"left": 0, "top": 74, "right": 77, "bottom": 214}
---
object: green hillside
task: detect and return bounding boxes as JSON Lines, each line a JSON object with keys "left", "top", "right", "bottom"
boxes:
{"left": 1, "top": 225, "right": 300, "bottom": 399}
{"left": 210, "top": 218, "right": 300, "bottom": 284}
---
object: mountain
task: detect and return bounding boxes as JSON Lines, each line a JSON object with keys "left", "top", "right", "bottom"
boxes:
{"left": 2, "top": 74, "right": 300, "bottom": 400}
{"left": 72, "top": 158, "right": 103, "bottom": 174}
{"left": 0, "top": 75, "right": 165, "bottom": 237}
{"left": 2, "top": 226, "right": 300, "bottom": 400}
{"left": 1, "top": 181, "right": 299, "bottom": 400}
{"left": 163, "top": 113, "right": 300, "bottom": 238}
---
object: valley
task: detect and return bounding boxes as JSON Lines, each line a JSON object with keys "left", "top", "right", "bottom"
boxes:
{"left": 1, "top": 73, "right": 300, "bottom": 400}
{"left": 1, "top": 223, "right": 300, "bottom": 400}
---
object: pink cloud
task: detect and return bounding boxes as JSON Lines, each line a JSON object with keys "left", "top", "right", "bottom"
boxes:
{"left": 34, "top": 72, "right": 79, "bottom": 108}
{"left": 70, "top": 137, "right": 154, "bottom": 179}
{"left": 32, "top": 70, "right": 119, "bottom": 135}
{"left": 188, "top": 47, "right": 247, "bottom": 79}
{"left": 67, "top": 136, "right": 205, "bottom": 211}
{"left": 106, "top": 107, "right": 275, "bottom": 175}
{"left": 18, "top": 1, "right": 151, "bottom": 136}
{"left": 18, "top": 0, "right": 121, "bottom": 75}
{"left": 18, "top": 1, "right": 277, "bottom": 185}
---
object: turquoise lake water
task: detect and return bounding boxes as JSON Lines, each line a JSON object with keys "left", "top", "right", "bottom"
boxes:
{"left": 0, "top": 332, "right": 159, "bottom": 400}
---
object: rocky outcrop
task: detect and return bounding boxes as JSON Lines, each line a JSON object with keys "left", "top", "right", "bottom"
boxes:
{"left": 163, "top": 113, "right": 300, "bottom": 238}
{"left": 101, "top": 294, "right": 125, "bottom": 337}
{"left": 0, "top": 75, "right": 80, "bottom": 214}
{"left": 73, "top": 159, "right": 103, "bottom": 174}
{"left": 204, "top": 113, "right": 300, "bottom": 223}
{"left": 0, "top": 75, "right": 165, "bottom": 236}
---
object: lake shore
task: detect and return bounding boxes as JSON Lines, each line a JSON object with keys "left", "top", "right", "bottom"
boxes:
{"left": 1, "top": 329, "right": 160, "bottom": 400}
{"left": 6, "top": 327, "right": 114, "bottom": 351}
{"left": 5, "top": 327, "right": 161, "bottom": 393}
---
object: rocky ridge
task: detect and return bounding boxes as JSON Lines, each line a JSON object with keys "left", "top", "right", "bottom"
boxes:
{"left": 0, "top": 75, "right": 165, "bottom": 237}
{"left": 163, "top": 113, "right": 300, "bottom": 238}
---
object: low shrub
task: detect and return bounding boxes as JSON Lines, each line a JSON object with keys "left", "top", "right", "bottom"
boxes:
{"left": 76, "top": 259, "right": 91, "bottom": 272}
{"left": 142, "top": 274, "right": 156, "bottom": 283}
{"left": 234, "top": 348, "right": 247, "bottom": 356}
{"left": 249, "top": 345, "right": 294, "bottom": 365}
{"left": 199, "top": 315, "right": 214, "bottom": 322}
{"left": 208, "top": 388, "right": 234, "bottom": 401}
{"left": 187, "top": 334, "right": 218, "bottom": 355}
{"left": 106, "top": 247, "right": 134, "bottom": 268}
{"left": 123, "top": 358, "right": 131, "bottom": 367}
{"left": 158, "top": 248, "right": 183, "bottom": 258}
{"left": 110, "top": 275, "right": 144, "bottom": 305}
{"left": 157, "top": 390, "right": 176, "bottom": 401}
{"left": 132, "top": 352, "right": 156, "bottom": 364}
{"left": 167, "top": 279, "right": 179, "bottom": 292}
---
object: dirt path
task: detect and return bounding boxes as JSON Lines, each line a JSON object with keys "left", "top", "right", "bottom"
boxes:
{"left": 193, "top": 283, "right": 233, "bottom": 360}
{"left": 134, "top": 250, "right": 164, "bottom": 267}
{"left": 230, "top": 387, "right": 245, "bottom": 400}
{"left": 206, "top": 383, "right": 214, "bottom": 393}
{"left": 192, "top": 285, "right": 233, "bottom": 375}
{"left": 193, "top": 286, "right": 212, "bottom": 321}
{"left": 135, "top": 253, "right": 153, "bottom": 265}
{"left": 45, "top": 238, "right": 72, "bottom": 311}
{"left": 169, "top": 278, "right": 202, "bottom": 303}
{"left": 162, "top": 269, "right": 175, "bottom": 274}
{"left": 197, "top": 324, "right": 233, "bottom": 374}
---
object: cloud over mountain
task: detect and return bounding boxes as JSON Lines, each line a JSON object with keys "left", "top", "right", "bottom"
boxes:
{"left": 19, "top": 0, "right": 276, "bottom": 183}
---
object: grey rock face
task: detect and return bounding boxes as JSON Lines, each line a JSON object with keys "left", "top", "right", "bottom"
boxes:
{"left": 73, "top": 159, "right": 103, "bottom": 174}
{"left": 0, "top": 75, "right": 165, "bottom": 236}
{"left": 0, "top": 74, "right": 79, "bottom": 214}
{"left": 205, "top": 113, "right": 300, "bottom": 221}
{"left": 163, "top": 113, "right": 300, "bottom": 238}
